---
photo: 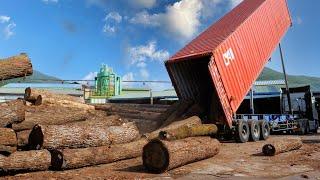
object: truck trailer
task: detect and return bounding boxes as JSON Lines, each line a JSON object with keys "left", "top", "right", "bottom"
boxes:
{"left": 165, "top": 0, "right": 293, "bottom": 142}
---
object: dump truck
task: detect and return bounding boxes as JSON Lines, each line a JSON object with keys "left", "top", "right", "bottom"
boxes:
{"left": 165, "top": 0, "right": 292, "bottom": 142}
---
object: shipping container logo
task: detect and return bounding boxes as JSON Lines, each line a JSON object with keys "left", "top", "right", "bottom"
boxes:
{"left": 223, "top": 48, "right": 235, "bottom": 66}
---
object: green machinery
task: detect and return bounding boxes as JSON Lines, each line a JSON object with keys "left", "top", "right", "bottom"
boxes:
{"left": 94, "top": 64, "right": 121, "bottom": 97}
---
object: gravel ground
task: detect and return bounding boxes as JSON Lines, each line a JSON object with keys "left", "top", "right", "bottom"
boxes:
{"left": 2, "top": 132, "right": 320, "bottom": 180}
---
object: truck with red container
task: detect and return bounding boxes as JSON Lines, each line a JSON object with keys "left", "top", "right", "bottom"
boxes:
{"left": 165, "top": 0, "right": 310, "bottom": 142}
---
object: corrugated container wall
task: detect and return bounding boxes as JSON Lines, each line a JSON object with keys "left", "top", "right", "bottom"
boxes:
{"left": 165, "top": 0, "right": 292, "bottom": 127}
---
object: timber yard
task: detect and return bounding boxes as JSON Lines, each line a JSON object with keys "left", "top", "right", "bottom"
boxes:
{"left": 1, "top": 0, "right": 320, "bottom": 179}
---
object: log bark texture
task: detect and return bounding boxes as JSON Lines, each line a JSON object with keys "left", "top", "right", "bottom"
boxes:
{"left": 29, "top": 122, "right": 140, "bottom": 150}
{"left": 16, "top": 130, "right": 31, "bottom": 147}
{"left": 159, "top": 124, "right": 218, "bottom": 141}
{"left": 262, "top": 137, "right": 303, "bottom": 156}
{"left": 143, "top": 137, "right": 220, "bottom": 173}
{"left": 0, "top": 128, "right": 17, "bottom": 155}
{"left": 0, "top": 99, "right": 25, "bottom": 127}
{"left": 50, "top": 138, "right": 148, "bottom": 170}
{"left": 12, "top": 105, "right": 90, "bottom": 131}
{"left": 0, "top": 150, "right": 51, "bottom": 173}
{"left": 145, "top": 116, "right": 202, "bottom": 140}
{"left": 0, "top": 53, "right": 33, "bottom": 80}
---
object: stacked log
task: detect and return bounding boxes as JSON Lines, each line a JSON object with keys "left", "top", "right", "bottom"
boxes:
{"left": 16, "top": 130, "right": 31, "bottom": 147}
{"left": 0, "top": 150, "right": 51, "bottom": 173}
{"left": 159, "top": 124, "right": 218, "bottom": 141}
{"left": 0, "top": 99, "right": 25, "bottom": 127}
{"left": 143, "top": 137, "right": 220, "bottom": 173}
{"left": 28, "top": 122, "right": 140, "bottom": 150}
{"left": 0, "top": 53, "right": 33, "bottom": 80}
{"left": 262, "top": 137, "right": 303, "bottom": 156}
{"left": 12, "top": 105, "right": 90, "bottom": 131}
{"left": 50, "top": 138, "right": 148, "bottom": 170}
{"left": 145, "top": 116, "right": 202, "bottom": 140}
{"left": 0, "top": 128, "right": 17, "bottom": 155}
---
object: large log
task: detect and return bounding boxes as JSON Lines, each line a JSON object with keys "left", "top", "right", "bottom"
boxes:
{"left": 50, "top": 138, "right": 148, "bottom": 170}
{"left": 12, "top": 105, "right": 90, "bottom": 131}
{"left": 0, "top": 99, "right": 25, "bottom": 127}
{"left": 145, "top": 116, "right": 202, "bottom": 140}
{"left": 0, "top": 150, "right": 51, "bottom": 173}
{"left": 143, "top": 137, "right": 220, "bottom": 173}
{"left": 24, "top": 88, "right": 91, "bottom": 110}
{"left": 262, "top": 137, "right": 303, "bottom": 156}
{"left": 0, "top": 128, "right": 17, "bottom": 155}
{"left": 0, "top": 53, "right": 33, "bottom": 81}
{"left": 29, "top": 122, "right": 140, "bottom": 150}
{"left": 159, "top": 124, "right": 218, "bottom": 141}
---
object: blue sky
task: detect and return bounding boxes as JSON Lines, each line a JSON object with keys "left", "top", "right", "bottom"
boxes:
{"left": 0, "top": 0, "right": 319, "bottom": 86}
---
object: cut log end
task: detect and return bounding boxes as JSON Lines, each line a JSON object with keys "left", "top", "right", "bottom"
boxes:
{"left": 262, "top": 144, "right": 276, "bottom": 156}
{"left": 50, "top": 150, "right": 64, "bottom": 171}
{"left": 142, "top": 139, "right": 169, "bottom": 173}
{"left": 28, "top": 125, "right": 44, "bottom": 150}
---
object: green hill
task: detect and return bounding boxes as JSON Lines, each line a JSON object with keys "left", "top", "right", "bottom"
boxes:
{"left": 258, "top": 67, "right": 320, "bottom": 91}
{"left": 0, "top": 70, "right": 60, "bottom": 87}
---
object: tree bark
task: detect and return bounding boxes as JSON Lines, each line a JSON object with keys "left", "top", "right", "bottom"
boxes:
{"left": 262, "top": 137, "right": 303, "bottom": 156}
{"left": 16, "top": 130, "right": 31, "bottom": 147}
{"left": 0, "top": 128, "right": 17, "bottom": 155}
{"left": 159, "top": 124, "right": 218, "bottom": 141}
{"left": 0, "top": 150, "right": 51, "bottom": 173}
{"left": 143, "top": 137, "right": 220, "bottom": 173}
{"left": 50, "top": 138, "right": 148, "bottom": 170}
{"left": 29, "top": 122, "right": 140, "bottom": 150}
{"left": 145, "top": 116, "right": 202, "bottom": 140}
{"left": 0, "top": 53, "right": 33, "bottom": 81}
{"left": 0, "top": 99, "right": 25, "bottom": 127}
{"left": 12, "top": 105, "right": 90, "bottom": 131}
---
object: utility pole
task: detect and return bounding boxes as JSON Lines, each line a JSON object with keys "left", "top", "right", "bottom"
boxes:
{"left": 279, "top": 43, "right": 293, "bottom": 115}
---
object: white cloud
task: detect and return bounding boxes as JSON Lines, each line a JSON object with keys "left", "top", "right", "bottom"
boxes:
{"left": 122, "top": 72, "right": 135, "bottom": 87}
{"left": 0, "top": 16, "right": 10, "bottom": 23}
{"left": 3, "top": 22, "right": 16, "bottom": 39}
{"left": 296, "top": 16, "right": 303, "bottom": 25}
{"left": 82, "top": 72, "right": 98, "bottom": 80}
{"left": 42, "top": 0, "right": 58, "bottom": 4}
{"left": 103, "top": 12, "right": 122, "bottom": 34}
{"left": 129, "top": 11, "right": 160, "bottom": 26}
{"left": 229, "top": 0, "right": 243, "bottom": 8}
{"left": 128, "top": 41, "right": 170, "bottom": 67}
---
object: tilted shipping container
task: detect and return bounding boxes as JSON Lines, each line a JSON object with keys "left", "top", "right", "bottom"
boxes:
{"left": 165, "top": 0, "right": 291, "bottom": 128}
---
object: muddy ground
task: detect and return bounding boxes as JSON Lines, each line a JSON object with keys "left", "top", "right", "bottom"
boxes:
{"left": 2, "top": 132, "right": 320, "bottom": 179}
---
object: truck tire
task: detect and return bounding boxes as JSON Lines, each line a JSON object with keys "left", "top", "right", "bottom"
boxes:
{"left": 260, "top": 120, "right": 270, "bottom": 140}
{"left": 248, "top": 120, "right": 260, "bottom": 142}
{"left": 235, "top": 120, "right": 249, "bottom": 143}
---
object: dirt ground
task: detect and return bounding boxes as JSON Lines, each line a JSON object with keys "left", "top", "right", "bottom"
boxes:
{"left": 2, "top": 132, "right": 320, "bottom": 180}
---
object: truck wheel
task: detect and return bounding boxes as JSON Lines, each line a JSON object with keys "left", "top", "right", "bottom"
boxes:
{"left": 249, "top": 120, "right": 260, "bottom": 142}
{"left": 235, "top": 120, "right": 249, "bottom": 143}
{"left": 260, "top": 120, "right": 270, "bottom": 140}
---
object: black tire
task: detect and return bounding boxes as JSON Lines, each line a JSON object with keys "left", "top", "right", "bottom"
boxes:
{"left": 235, "top": 120, "right": 249, "bottom": 143}
{"left": 260, "top": 120, "right": 270, "bottom": 140}
{"left": 249, "top": 120, "right": 260, "bottom": 142}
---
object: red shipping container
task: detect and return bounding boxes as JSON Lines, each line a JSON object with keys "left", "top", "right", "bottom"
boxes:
{"left": 165, "top": 0, "right": 291, "bottom": 127}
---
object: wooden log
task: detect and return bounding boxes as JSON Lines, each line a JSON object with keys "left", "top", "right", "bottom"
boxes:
{"left": 0, "top": 128, "right": 17, "bottom": 155}
{"left": 0, "top": 53, "right": 33, "bottom": 81}
{"left": 159, "top": 124, "right": 218, "bottom": 141}
{"left": 145, "top": 116, "right": 202, "bottom": 140}
{"left": 143, "top": 137, "right": 220, "bottom": 173}
{"left": 28, "top": 122, "right": 140, "bottom": 150}
{"left": 0, "top": 150, "right": 51, "bottom": 173}
{"left": 12, "top": 105, "right": 90, "bottom": 131}
{"left": 95, "top": 103, "right": 169, "bottom": 113}
{"left": 16, "top": 130, "right": 31, "bottom": 147}
{"left": 111, "top": 112, "right": 162, "bottom": 121}
{"left": 262, "top": 137, "right": 303, "bottom": 156}
{"left": 50, "top": 138, "right": 148, "bottom": 170}
{"left": 0, "top": 99, "right": 25, "bottom": 127}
